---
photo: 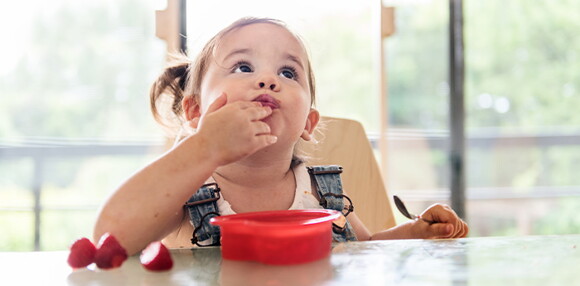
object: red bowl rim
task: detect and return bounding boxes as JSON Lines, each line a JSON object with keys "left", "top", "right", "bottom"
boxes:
{"left": 210, "top": 209, "right": 341, "bottom": 228}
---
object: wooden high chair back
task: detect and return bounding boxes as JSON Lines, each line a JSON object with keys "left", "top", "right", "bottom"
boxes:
{"left": 300, "top": 116, "right": 396, "bottom": 233}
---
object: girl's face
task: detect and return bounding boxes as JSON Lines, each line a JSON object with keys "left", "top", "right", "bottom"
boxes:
{"left": 191, "top": 23, "right": 318, "bottom": 145}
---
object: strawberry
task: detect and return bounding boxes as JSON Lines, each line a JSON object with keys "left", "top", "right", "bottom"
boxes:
{"left": 140, "top": 241, "right": 173, "bottom": 271}
{"left": 67, "top": 237, "right": 96, "bottom": 269}
{"left": 94, "top": 233, "right": 128, "bottom": 270}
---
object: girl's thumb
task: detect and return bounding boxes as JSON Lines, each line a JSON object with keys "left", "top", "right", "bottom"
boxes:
{"left": 206, "top": 93, "right": 228, "bottom": 114}
{"left": 431, "top": 223, "right": 454, "bottom": 238}
{"left": 197, "top": 93, "right": 227, "bottom": 130}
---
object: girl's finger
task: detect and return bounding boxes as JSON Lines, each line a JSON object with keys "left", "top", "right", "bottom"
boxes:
{"left": 255, "top": 134, "right": 278, "bottom": 148}
{"left": 230, "top": 100, "right": 263, "bottom": 110}
{"left": 249, "top": 106, "right": 273, "bottom": 121}
{"left": 198, "top": 93, "right": 227, "bottom": 129}
{"left": 429, "top": 223, "right": 453, "bottom": 239}
{"left": 253, "top": 121, "right": 271, "bottom": 135}
{"left": 458, "top": 221, "right": 469, "bottom": 238}
{"left": 451, "top": 219, "right": 461, "bottom": 237}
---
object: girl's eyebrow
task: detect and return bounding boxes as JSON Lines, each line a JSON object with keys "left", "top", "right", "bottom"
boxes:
{"left": 286, "top": 53, "right": 305, "bottom": 71}
{"left": 222, "top": 48, "right": 305, "bottom": 71}
{"left": 222, "top": 48, "right": 251, "bottom": 62}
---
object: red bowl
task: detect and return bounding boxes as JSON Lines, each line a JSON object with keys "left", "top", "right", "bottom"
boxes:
{"left": 210, "top": 209, "right": 340, "bottom": 265}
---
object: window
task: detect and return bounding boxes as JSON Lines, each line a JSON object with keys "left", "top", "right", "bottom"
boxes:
{"left": 0, "top": 0, "right": 166, "bottom": 250}
{"left": 387, "top": 0, "right": 580, "bottom": 236}
{"left": 3, "top": 0, "right": 578, "bottom": 251}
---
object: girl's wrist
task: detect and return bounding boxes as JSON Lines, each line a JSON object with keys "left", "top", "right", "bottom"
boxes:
{"left": 170, "top": 133, "right": 221, "bottom": 175}
{"left": 370, "top": 220, "right": 416, "bottom": 240}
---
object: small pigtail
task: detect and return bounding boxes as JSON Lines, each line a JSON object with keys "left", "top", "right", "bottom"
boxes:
{"left": 149, "top": 54, "right": 192, "bottom": 133}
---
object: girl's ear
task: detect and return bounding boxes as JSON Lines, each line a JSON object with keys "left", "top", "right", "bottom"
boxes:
{"left": 182, "top": 95, "right": 201, "bottom": 128}
{"left": 301, "top": 108, "right": 320, "bottom": 141}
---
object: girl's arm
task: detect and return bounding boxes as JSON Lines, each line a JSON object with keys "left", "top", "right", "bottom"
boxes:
{"left": 93, "top": 137, "right": 219, "bottom": 256}
{"left": 348, "top": 203, "right": 469, "bottom": 241}
{"left": 94, "top": 97, "right": 275, "bottom": 255}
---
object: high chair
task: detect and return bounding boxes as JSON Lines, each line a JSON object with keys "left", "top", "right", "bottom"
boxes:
{"left": 300, "top": 116, "right": 396, "bottom": 233}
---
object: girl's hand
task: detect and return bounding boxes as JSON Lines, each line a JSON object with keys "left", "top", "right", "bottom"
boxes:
{"left": 411, "top": 204, "right": 469, "bottom": 239}
{"left": 193, "top": 93, "right": 277, "bottom": 166}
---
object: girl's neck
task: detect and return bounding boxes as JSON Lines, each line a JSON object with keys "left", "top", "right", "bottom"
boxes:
{"left": 213, "top": 157, "right": 297, "bottom": 213}
{"left": 213, "top": 156, "right": 294, "bottom": 189}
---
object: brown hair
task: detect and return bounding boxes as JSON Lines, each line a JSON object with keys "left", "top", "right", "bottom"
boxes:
{"left": 150, "top": 17, "right": 316, "bottom": 133}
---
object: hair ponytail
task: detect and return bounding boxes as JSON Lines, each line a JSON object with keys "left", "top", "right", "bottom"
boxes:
{"left": 149, "top": 54, "right": 191, "bottom": 133}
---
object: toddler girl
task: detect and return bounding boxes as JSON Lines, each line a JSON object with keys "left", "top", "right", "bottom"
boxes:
{"left": 94, "top": 17, "right": 468, "bottom": 256}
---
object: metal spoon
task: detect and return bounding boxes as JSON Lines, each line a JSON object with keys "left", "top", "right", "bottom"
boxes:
{"left": 393, "top": 195, "right": 435, "bottom": 224}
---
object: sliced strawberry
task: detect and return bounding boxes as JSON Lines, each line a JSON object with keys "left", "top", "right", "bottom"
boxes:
{"left": 94, "top": 233, "right": 128, "bottom": 270}
{"left": 67, "top": 237, "right": 96, "bottom": 269}
{"left": 140, "top": 241, "right": 173, "bottom": 271}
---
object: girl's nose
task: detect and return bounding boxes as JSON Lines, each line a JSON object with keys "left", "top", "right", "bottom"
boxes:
{"left": 256, "top": 74, "right": 280, "bottom": 92}
{"left": 258, "top": 82, "right": 277, "bottom": 90}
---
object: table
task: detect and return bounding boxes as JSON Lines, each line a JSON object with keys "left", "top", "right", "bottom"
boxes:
{"left": 1, "top": 234, "right": 578, "bottom": 285}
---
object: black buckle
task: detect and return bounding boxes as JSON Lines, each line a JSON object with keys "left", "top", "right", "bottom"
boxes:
{"left": 319, "top": 193, "right": 354, "bottom": 217}
{"left": 185, "top": 183, "right": 221, "bottom": 247}
{"left": 190, "top": 211, "right": 221, "bottom": 247}
{"left": 184, "top": 183, "right": 220, "bottom": 207}
{"left": 319, "top": 193, "right": 354, "bottom": 233}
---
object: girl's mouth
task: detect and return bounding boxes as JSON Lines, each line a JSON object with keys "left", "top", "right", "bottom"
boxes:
{"left": 252, "top": 94, "right": 280, "bottom": 109}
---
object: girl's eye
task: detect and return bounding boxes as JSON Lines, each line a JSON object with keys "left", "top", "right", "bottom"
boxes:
{"left": 233, "top": 62, "right": 253, "bottom": 73}
{"left": 279, "top": 67, "right": 297, "bottom": 80}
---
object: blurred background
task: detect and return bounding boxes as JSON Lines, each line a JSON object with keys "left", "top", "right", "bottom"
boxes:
{"left": 1, "top": 0, "right": 579, "bottom": 251}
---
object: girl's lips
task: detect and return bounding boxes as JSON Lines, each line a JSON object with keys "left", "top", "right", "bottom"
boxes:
{"left": 252, "top": 94, "right": 280, "bottom": 109}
